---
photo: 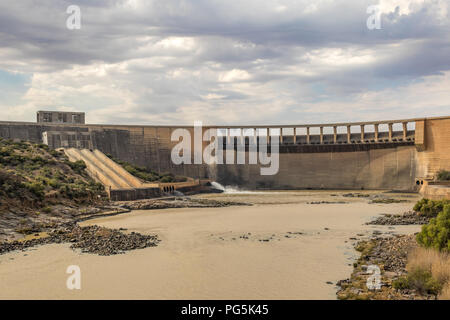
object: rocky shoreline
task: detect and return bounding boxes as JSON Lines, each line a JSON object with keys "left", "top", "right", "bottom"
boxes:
{"left": 0, "top": 196, "right": 251, "bottom": 255}
{"left": 336, "top": 234, "right": 436, "bottom": 300}
{"left": 0, "top": 222, "right": 160, "bottom": 256}
{"left": 116, "top": 197, "right": 252, "bottom": 210}
{"left": 367, "top": 210, "right": 430, "bottom": 225}
{"left": 0, "top": 196, "right": 250, "bottom": 241}
{"left": 337, "top": 209, "right": 437, "bottom": 300}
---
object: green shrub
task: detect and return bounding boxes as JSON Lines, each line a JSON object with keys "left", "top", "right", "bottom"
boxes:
{"left": 393, "top": 268, "right": 442, "bottom": 295}
{"left": 413, "top": 198, "right": 450, "bottom": 217}
{"left": 0, "top": 141, "right": 105, "bottom": 207}
{"left": 37, "top": 144, "right": 49, "bottom": 150}
{"left": 392, "top": 277, "right": 409, "bottom": 290}
{"left": 88, "top": 180, "right": 105, "bottom": 192}
{"left": 24, "top": 181, "right": 45, "bottom": 199}
{"left": 160, "top": 175, "right": 174, "bottom": 183}
{"left": 64, "top": 159, "right": 87, "bottom": 174}
{"left": 105, "top": 154, "right": 171, "bottom": 182}
{"left": 437, "top": 170, "right": 450, "bottom": 181}
{"left": 42, "top": 206, "right": 52, "bottom": 213}
{"left": 15, "top": 225, "right": 35, "bottom": 235}
{"left": 49, "top": 149, "right": 61, "bottom": 157}
{"left": 0, "top": 170, "right": 24, "bottom": 198}
{"left": 174, "top": 175, "right": 187, "bottom": 182}
{"left": 416, "top": 204, "right": 450, "bottom": 252}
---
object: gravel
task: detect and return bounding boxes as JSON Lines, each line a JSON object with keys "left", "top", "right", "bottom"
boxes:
{"left": 0, "top": 222, "right": 160, "bottom": 256}
{"left": 367, "top": 211, "right": 430, "bottom": 225}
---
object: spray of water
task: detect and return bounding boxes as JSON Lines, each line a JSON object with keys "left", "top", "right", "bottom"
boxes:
{"left": 211, "top": 181, "right": 225, "bottom": 191}
{"left": 211, "top": 182, "right": 244, "bottom": 193}
{"left": 173, "top": 190, "right": 185, "bottom": 197}
{"left": 210, "top": 182, "right": 280, "bottom": 194}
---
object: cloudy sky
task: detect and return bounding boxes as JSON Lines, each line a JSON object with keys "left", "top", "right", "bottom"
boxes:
{"left": 0, "top": 0, "right": 449, "bottom": 125}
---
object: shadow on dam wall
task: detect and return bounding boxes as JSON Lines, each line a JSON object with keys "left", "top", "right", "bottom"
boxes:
{"left": 215, "top": 145, "right": 417, "bottom": 190}
{"left": 0, "top": 116, "right": 449, "bottom": 191}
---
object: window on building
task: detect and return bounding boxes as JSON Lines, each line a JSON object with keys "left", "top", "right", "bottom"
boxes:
{"left": 72, "top": 114, "right": 81, "bottom": 123}
{"left": 43, "top": 113, "right": 52, "bottom": 122}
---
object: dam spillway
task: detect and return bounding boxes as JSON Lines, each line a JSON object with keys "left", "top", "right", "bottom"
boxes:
{"left": 0, "top": 115, "right": 449, "bottom": 192}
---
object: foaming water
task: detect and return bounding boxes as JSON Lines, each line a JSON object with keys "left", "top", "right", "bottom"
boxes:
{"left": 211, "top": 181, "right": 282, "bottom": 194}
{"left": 211, "top": 181, "right": 225, "bottom": 191}
{"left": 173, "top": 190, "right": 185, "bottom": 197}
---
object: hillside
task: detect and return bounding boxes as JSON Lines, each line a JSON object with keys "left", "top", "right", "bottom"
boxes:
{"left": 0, "top": 139, "right": 108, "bottom": 240}
{"left": 0, "top": 139, "right": 107, "bottom": 210}
{"left": 105, "top": 153, "right": 187, "bottom": 183}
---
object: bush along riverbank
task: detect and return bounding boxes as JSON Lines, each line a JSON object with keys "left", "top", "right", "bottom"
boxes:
{"left": 366, "top": 199, "right": 450, "bottom": 226}
{"left": 337, "top": 199, "right": 450, "bottom": 300}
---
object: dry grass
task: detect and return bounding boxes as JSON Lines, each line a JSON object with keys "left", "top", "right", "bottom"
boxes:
{"left": 407, "top": 247, "right": 450, "bottom": 299}
{"left": 440, "top": 283, "right": 450, "bottom": 300}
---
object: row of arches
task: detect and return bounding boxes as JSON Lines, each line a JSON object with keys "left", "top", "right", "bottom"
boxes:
{"left": 162, "top": 185, "right": 175, "bottom": 192}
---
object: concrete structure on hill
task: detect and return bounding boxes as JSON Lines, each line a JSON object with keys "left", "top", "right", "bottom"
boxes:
{"left": 0, "top": 114, "right": 449, "bottom": 193}
{"left": 64, "top": 148, "right": 204, "bottom": 201}
{"left": 37, "top": 111, "right": 85, "bottom": 124}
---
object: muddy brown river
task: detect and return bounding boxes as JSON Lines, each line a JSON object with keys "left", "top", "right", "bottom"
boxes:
{"left": 0, "top": 190, "right": 421, "bottom": 299}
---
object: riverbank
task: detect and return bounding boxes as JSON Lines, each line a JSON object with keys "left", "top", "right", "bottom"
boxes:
{"left": 366, "top": 210, "right": 431, "bottom": 225}
{"left": 0, "top": 138, "right": 232, "bottom": 242}
{"left": 0, "top": 190, "right": 421, "bottom": 299}
{"left": 0, "top": 196, "right": 248, "bottom": 242}
{"left": 337, "top": 206, "right": 443, "bottom": 300}
{"left": 0, "top": 222, "right": 160, "bottom": 256}
{"left": 336, "top": 234, "right": 436, "bottom": 299}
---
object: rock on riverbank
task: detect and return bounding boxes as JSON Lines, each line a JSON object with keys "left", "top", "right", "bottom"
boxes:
{"left": 0, "top": 223, "right": 160, "bottom": 256}
{"left": 117, "top": 197, "right": 252, "bottom": 210}
{"left": 336, "top": 235, "right": 436, "bottom": 300}
{"left": 367, "top": 211, "right": 430, "bottom": 225}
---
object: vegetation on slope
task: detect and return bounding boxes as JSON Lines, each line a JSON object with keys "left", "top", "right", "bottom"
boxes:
{"left": 393, "top": 247, "right": 449, "bottom": 297}
{"left": 339, "top": 198, "right": 450, "bottom": 300}
{"left": 392, "top": 200, "right": 450, "bottom": 299}
{"left": 416, "top": 204, "right": 450, "bottom": 252}
{"left": 105, "top": 153, "right": 187, "bottom": 183}
{"left": 413, "top": 198, "right": 450, "bottom": 217}
{"left": 0, "top": 138, "right": 107, "bottom": 211}
{"left": 437, "top": 170, "right": 450, "bottom": 181}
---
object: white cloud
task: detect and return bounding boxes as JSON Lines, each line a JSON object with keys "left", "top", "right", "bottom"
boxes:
{"left": 0, "top": 0, "right": 448, "bottom": 125}
{"left": 219, "top": 69, "right": 251, "bottom": 82}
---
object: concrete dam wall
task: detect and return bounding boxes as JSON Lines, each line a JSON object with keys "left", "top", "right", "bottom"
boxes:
{"left": 215, "top": 145, "right": 417, "bottom": 190}
{"left": 0, "top": 116, "right": 449, "bottom": 191}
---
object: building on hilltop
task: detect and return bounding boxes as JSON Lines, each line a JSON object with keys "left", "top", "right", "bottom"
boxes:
{"left": 36, "top": 110, "right": 85, "bottom": 124}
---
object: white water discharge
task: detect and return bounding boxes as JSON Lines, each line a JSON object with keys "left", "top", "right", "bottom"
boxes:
{"left": 211, "top": 182, "right": 254, "bottom": 194}
{"left": 211, "top": 181, "right": 225, "bottom": 191}
{"left": 211, "top": 181, "right": 282, "bottom": 194}
{"left": 173, "top": 190, "right": 185, "bottom": 197}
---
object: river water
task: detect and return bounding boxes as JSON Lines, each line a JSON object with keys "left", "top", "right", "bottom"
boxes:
{"left": 0, "top": 190, "right": 421, "bottom": 299}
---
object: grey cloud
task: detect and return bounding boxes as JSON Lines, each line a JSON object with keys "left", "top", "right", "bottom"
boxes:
{"left": 0, "top": 0, "right": 449, "bottom": 124}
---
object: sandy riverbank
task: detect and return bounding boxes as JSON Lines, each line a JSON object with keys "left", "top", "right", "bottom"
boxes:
{"left": 0, "top": 190, "right": 421, "bottom": 299}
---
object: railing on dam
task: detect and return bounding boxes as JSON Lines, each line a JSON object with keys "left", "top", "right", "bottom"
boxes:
{"left": 210, "top": 119, "right": 415, "bottom": 146}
